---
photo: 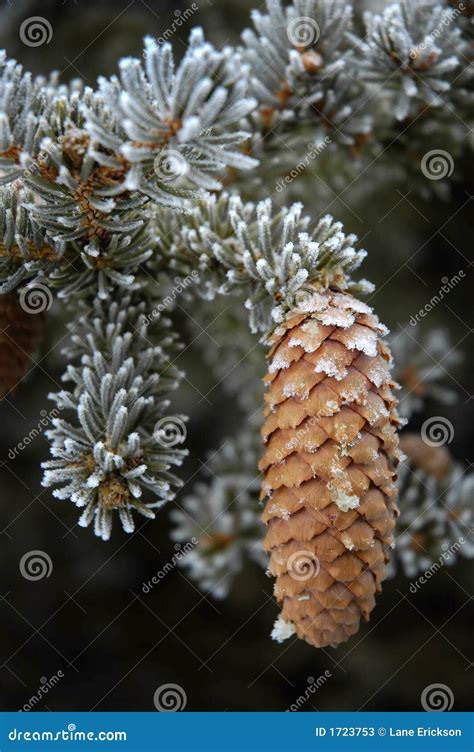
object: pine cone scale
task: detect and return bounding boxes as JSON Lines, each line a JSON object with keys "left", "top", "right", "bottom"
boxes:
{"left": 260, "top": 290, "right": 400, "bottom": 649}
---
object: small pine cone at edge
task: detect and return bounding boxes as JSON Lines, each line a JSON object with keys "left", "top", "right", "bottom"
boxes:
{"left": 0, "top": 291, "right": 45, "bottom": 399}
{"left": 259, "top": 289, "right": 402, "bottom": 649}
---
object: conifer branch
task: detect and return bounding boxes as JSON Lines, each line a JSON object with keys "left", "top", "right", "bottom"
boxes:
{"left": 42, "top": 294, "right": 187, "bottom": 540}
{"left": 0, "top": 0, "right": 471, "bottom": 588}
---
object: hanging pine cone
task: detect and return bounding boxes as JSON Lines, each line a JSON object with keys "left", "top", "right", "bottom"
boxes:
{"left": 259, "top": 289, "right": 402, "bottom": 649}
{"left": 0, "top": 291, "right": 45, "bottom": 399}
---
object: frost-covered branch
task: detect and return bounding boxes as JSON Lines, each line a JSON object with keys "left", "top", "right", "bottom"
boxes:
{"left": 391, "top": 433, "right": 474, "bottom": 577}
{"left": 155, "top": 192, "right": 372, "bottom": 333}
{"left": 42, "top": 295, "right": 187, "bottom": 540}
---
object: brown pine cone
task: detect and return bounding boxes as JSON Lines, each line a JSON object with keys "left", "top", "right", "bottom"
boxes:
{"left": 0, "top": 291, "right": 45, "bottom": 399}
{"left": 259, "top": 290, "right": 402, "bottom": 649}
{"left": 400, "top": 432, "right": 452, "bottom": 480}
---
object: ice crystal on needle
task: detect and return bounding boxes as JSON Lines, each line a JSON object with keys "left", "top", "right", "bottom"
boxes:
{"left": 153, "top": 192, "right": 372, "bottom": 332}
{"left": 242, "top": 0, "right": 371, "bottom": 144}
{"left": 86, "top": 29, "right": 257, "bottom": 203}
{"left": 0, "top": 31, "right": 259, "bottom": 304}
{"left": 354, "top": 0, "right": 463, "bottom": 120}
{"left": 213, "top": 197, "right": 373, "bottom": 332}
{"left": 42, "top": 296, "right": 187, "bottom": 540}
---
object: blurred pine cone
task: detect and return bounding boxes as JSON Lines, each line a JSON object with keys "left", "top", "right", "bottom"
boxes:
{"left": 259, "top": 290, "right": 401, "bottom": 649}
{"left": 0, "top": 291, "right": 45, "bottom": 399}
{"left": 400, "top": 432, "right": 452, "bottom": 481}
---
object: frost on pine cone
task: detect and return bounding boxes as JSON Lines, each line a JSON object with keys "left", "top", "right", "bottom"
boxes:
{"left": 259, "top": 289, "right": 402, "bottom": 649}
